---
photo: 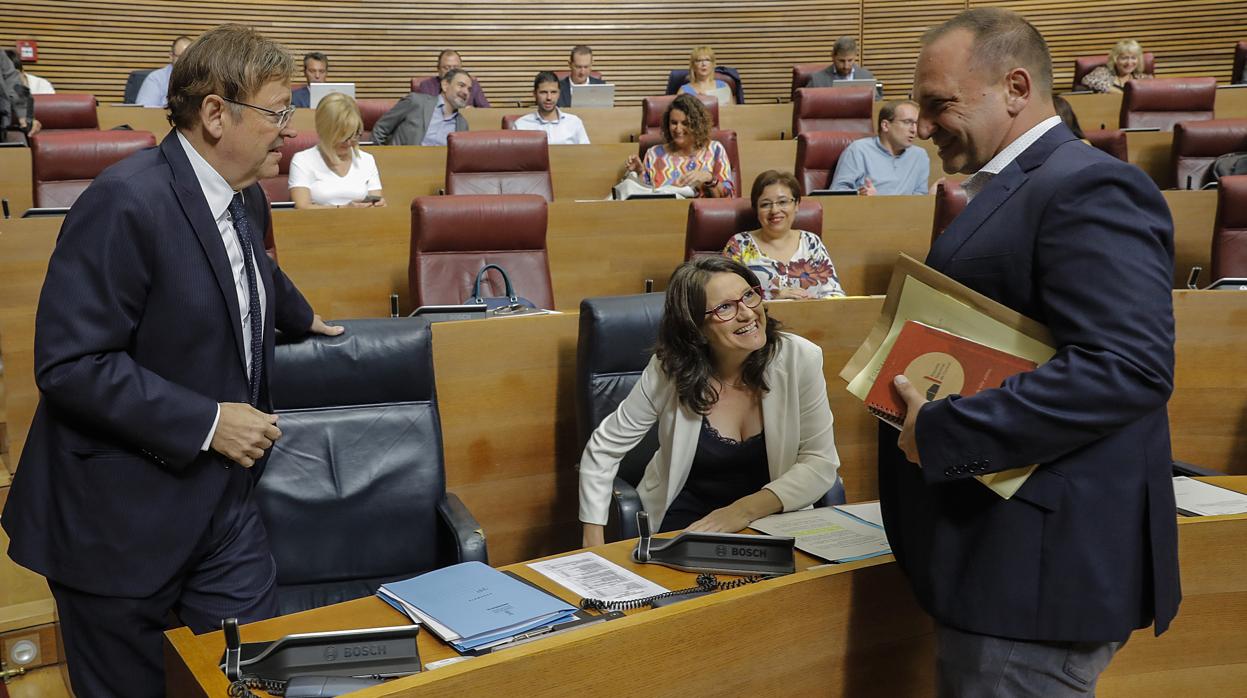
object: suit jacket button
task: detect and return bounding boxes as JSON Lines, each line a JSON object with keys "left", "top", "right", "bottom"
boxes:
{"left": 944, "top": 468, "right": 953, "bottom": 476}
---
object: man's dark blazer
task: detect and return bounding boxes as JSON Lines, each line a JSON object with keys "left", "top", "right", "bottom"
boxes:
{"left": 291, "top": 85, "right": 311, "bottom": 109}
{"left": 557, "top": 74, "right": 606, "bottom": 109}
{"left": 1, "top": 132, "right": 314, "bottom": 598}
{"left": 877, "top": 122, "right": 1181, "bottom": 643}
{"left": 371, "top": 92, "right": 469, "bottom": 146}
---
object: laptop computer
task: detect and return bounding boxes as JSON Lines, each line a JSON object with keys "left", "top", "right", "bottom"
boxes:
{"left": 308, "top": 82, "right": 356, "bottom": 108}
{"left": 570, "top": 83, "right": 615, "bottom": 108}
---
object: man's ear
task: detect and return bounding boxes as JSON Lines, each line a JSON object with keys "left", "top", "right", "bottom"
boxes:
{"left": 200, "top": 94, "right": 227, "bottom": 140}
{"left": 1004, "top": 67, "right": 1033, "bottom": 116}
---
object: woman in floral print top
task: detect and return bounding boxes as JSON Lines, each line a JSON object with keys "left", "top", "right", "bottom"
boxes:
{"left": 624, "top": 93, "right": 735, "bottom": 198}
{"left": 723, "top": 170, "right": 844, "bottom": 299}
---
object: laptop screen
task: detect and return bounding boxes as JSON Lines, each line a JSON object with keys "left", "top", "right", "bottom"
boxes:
{"left": 308, "top": 83, "right": 356, "bottom": 108}
{"left": 570, "top": 83, "right": 615, "bottom": 108}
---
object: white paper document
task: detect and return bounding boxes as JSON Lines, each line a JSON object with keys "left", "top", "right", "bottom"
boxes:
{"left": 528, "top": 551, "right": 668, "bottom": 601}
{"left": 751, "top": 507, "right": 891, "bottom": 563}
{"left": 1173, "top": 476, "right": 1247, "bottom": 516}
{"left": 833, "top": 501, "right": 885, "bottom": 529}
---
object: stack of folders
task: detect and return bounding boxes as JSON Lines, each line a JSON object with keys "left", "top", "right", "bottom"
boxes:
{"left": 377, "top": 561, "right": 579, "bottom": 653}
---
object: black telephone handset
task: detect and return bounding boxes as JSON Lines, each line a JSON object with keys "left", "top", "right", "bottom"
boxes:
{"left": 579, "top": 512, "right": 795, "bottom": 611}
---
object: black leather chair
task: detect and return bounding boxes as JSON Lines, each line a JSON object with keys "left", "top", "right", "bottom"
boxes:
{"left": 259, "top": 318, "right": 488, "bottom": 615}
{"left": 576, "top": 294, "right": 845, "bottom": 542}
{"left": 123, "top": 69, "right": 153, "bottom": 104}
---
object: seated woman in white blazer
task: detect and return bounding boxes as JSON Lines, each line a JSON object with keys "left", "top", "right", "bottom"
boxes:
{"left": 579, "top": 257, "right": 842, "bottom": 547}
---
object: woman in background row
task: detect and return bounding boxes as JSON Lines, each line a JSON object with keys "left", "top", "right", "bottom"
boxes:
{"left": 1080, "top": 39, "right": 1152, "bottom": 93}
{"left": 680, "top": 45, "right": 733, "bottom": 105}
{"left": 724, "top": 170, "right": 845, "bottom": 299}
{"left": 625, "top": 94, "right": 735, "bottom": 198}
{"left": 289, "top": 92, "right": 386, "bottom": 209}
{"left": 578, "top": 257, "right": 841, "bottom": 546}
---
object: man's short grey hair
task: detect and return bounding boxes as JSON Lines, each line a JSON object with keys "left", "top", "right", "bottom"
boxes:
{"left": 832, "top": 36, "right": 858, "bottom": 57}
{"left": 922, "top": 7, "right": 1053, "bottom": 96}
{"left": 441, "top": 67, "right": 471, "bottom": 85}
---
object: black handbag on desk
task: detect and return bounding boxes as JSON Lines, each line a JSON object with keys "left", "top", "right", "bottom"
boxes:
{"left": 464, "top": 263, "right": 540, "bottom": 314}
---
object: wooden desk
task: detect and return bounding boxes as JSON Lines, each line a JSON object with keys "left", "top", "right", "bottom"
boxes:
{"left": 163, "top": 477, "right": 1247, "bottom": 697}
{"left": 1063, "top": 87, "right": 1247, "bottom": 132}
{"left": 0, "top": 147, "right": 33, "bottom": 216}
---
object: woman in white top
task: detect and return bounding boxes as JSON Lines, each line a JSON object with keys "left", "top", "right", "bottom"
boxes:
{"left": 578, "top": 256, "right": 841, "bottom": 546}
{"left": 288, "top": 92, "right": 386, "bottom": 209}
{"left": 723, "top": 170, "right": 845, "bottom": 299}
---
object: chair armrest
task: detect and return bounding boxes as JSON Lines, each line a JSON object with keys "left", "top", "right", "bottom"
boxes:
{"left": 606, "top": 476, "right": 643, "bottom": 542}
{"left": 437, "top": 492, "right": 489, "bottom": 564}
{"left": 1172, "top": 459, "right": 1223, "bottom": 477}
{"left": 816, "top": 476, "right": 847, "bottom": 508}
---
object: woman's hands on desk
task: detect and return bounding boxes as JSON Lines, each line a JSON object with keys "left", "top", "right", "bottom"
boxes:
{"left": 687, "top": 489, "right": 783, "bottom": 533}
{"left": 583, "top": 523, "right": 606, "bottom": 548}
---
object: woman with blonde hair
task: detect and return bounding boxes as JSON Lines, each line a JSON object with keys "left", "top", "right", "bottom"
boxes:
{"left": 679, "top": 46, "right": 733, "bottom": 105}
{"left": 288, "top": 92, "right": 386, "bottom": 208}
{"left": 1080, "top": 39, "right": 1152, "bottom": 94}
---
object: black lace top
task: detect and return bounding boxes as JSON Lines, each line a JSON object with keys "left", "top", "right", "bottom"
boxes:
{"left": 659, "top": 416, "right": 770, "bottom": 532}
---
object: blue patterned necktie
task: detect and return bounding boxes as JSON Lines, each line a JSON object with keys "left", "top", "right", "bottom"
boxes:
{"left": 227, "top": 193, "right": 263, "bottom": 406}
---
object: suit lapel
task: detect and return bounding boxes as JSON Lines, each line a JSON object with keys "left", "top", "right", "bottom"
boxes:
{"left": 927, "top": 123, "right": 1079, "bottom": 269}
{"left": 161, "top": 133, "right": 247, "bottom": 369}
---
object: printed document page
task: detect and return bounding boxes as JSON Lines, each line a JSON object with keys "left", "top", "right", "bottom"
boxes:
{"left": 1173, "top": 476, "right": 1247, "bottom": 516}
{"left": 529, "top": 551, "right": 668, "bottom": 601}
{"left": 751, "top": 507, "right": 890, "bottom": 563}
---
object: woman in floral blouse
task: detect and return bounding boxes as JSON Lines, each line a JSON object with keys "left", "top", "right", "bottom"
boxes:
{"left": 624, "top": 93, "right": 734, "bottom": 198}
{"left": 1080, "top": 39, "right": 1152, "bottom": 94}
{"left": 723, "top": 170, "right": 844, "bottom": 299}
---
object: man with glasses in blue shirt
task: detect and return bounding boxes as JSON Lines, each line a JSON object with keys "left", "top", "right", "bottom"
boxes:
{"left": 831, "top": 99, "right": 932, "bottom": 196}
{"left": 2, "top": 24, "right": 341, "bottom": 697}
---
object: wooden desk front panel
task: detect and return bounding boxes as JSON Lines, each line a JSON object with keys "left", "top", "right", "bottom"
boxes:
{"left": 0, "top": 147, "right": 33, "bottom": 216}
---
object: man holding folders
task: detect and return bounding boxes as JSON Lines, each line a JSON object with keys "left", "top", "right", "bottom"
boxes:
{"left": 877, "top": 8, "right": 1180, "bottom": 696}
{"left": 2, "top": 25, "right": 342, "bottom": 697}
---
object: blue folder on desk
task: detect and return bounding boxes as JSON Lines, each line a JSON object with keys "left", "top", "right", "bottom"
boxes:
{"left": 377, "top": 561, "right": 578, "bottom": 651}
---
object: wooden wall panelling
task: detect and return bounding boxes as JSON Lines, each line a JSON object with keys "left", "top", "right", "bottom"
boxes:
{"left": 860, "top": 1, "right": 968, "bottom": 99}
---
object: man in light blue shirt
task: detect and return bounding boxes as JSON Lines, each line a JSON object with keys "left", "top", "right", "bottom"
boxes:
{"left": 831, "top": 99, "right": 931, "bottom": 196}
{"left": 135, "top": 36, "right": 192, "bottom": 107}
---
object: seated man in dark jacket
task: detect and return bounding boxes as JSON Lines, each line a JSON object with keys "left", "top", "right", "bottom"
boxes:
{"left": 808, "top": 36, "right": 880, "bottom": 98}
{"left": 372, "top": 68, "right": 472, "bottom": 146}
{"left": 557, "top": 45, "right": 606, "bottom": 108}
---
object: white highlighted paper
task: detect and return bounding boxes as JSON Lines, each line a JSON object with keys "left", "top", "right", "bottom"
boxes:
{"left": 751, "top": 507, "right": 890, "bottom": 563}
{"left": 1173, "top": 477, "right": 1247, "bottom": 516}
{"left": 528, "top": 551, "right": 668, "bottom": 601}
{"left": 833, "top": 501, "right": 885, "bottom": 529}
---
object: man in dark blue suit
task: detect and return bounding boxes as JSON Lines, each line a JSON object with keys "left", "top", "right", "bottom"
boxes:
{"left": 1, "top": 24, "right": 342, "bottom": 697}
{"left": 880, "top": 9, "right": 1180, "bottom": 696}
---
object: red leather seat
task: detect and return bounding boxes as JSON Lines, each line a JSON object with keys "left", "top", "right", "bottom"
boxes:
{"left": 501, "top": 114, "right": 521, "bottom": 130}
{"left": 445, "top": 130, "right": 553, "bottom": 201}
{"left": 408, "top": 194, "right": 555, "bottom": 308}
{"left": 258, "top": 132, "right": 320, "bottom": 204}
{"left": 1171, "top": 119, "right": 1247, "bottom": 190}
{"left": 684, "top": 198, "right": 824, "bottom": 261}
{"left": 795, "top": 131, "right": 870, "bottom": 194}
{"left": 1120, "top": 78, "right": 1217, "bottom": 131}
{"left": 33, "top": 94, "right": 99, "bottom": 131}
{"left": 931, "top": 180, "right": 967, "bottom": 244}
{"left": 790, "top": 63, "right": 830, "bottom": 95}
{"left": 356, "top": 98, "right": 398, "bottom": 143}
{"left": 637, "top": 129, "right": 741, "bottom": 198}
{"left": 791, "top": 86, "right": 874, "bottom": 137}
{"left": 31, "top": 130, "right": 156, "bottom": 208}
{"left": 1212, "top": 174, "right": 1247, "bottom": 280}
{"left": 1072, "top": 53, "right": 1156, "bottom": 91}
{"left": 640, "top": 94, "right": 720, "bottom": 136}
{"left": 1084, "top": 129, "right": 1129, "bottom": 162}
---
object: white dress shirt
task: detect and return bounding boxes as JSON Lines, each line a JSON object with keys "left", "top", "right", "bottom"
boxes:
{"left": 513, "top": 108, "right": 591, "bottom": 145}
{"left": 961, "top": 115, "right": 1062, "bottom": 201}
{"left": 176, "top": 131, "right": 268, "bottom": 449}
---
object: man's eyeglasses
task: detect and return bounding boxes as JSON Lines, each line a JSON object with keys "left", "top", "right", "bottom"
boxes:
{"left": 758, "top": 198, "right": 795, "bottom": 212}
{"left": 221, "top": 97, "right": 296, "bottom": 129}
{"left": 704, "top": 286, "right": 764, "bottom": 322}
{"left": 890, "top": 118, "right": 918, "bottom": 127}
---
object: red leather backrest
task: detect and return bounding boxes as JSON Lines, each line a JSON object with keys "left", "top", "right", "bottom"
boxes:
{"left": 257, "top": 132, "right": 320, "bottom": 204}
{"left": 501, "top": 114, "right": 521, "bottom": 130}
{"left": 795, "top": 130, "right": 870, "bottom": 194}
{"left": 33, "top": 94, "right": 99, "bottom": 130}
{"left": 1084, "top": 129, "right": 1129, "bottom": 163}
{"left": 356, "top": 98, "right": 399, "bottom": 137}
{"left": 792, "top": 86, "right": 874, "bottom": 137}
{"left": 931, "top": 180, "right": 967, "bottom": 244}
{"left": 640, "top": 94, "right": 720, "bottom": 135}
{"left": 1171, "top": 119, "right": 1247, "bottom": 190}
{"left": 685, "top": 198, "right": 823, "bottom": 260}
{"left": 1073, "top": 52, "right": 1156, "bottom": 90}
{"left": 636, "top": 129, "right": 742, "bottom": 198}
{"left": 1120, "top": 77, "right": 1217, "bottom": 131}
{"left": 409, "top": 194, "right": 554, "bottom": 308}
{"left": 445, "top": 130, "right": 553, "bottom": 201}
{"left": 32, "top": 130, "right": 156, "bottom": 208}
{"left": 1212, "top": 174, "right": 1247, "bottom": 280}
{"left": 791, "top": 63, "right": 830, "bottom": 95}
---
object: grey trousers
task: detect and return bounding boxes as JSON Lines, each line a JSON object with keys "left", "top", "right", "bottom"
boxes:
{"left": 936, "top": 623, "right": 1127, "bottom": 698}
